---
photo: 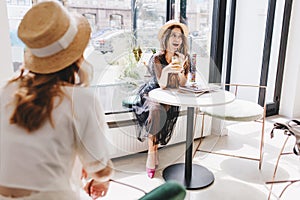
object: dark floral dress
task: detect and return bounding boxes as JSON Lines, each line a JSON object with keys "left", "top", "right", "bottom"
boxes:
{"left": 133, "top": 52, "right": 190, "bottom": 145}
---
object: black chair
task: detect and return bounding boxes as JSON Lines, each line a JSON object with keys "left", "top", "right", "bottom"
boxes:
{"left": 110, "top": 179, "right": 186, "bottom": 200}
{"left": 139, "top": 181, "right": 186, "bottom": 200}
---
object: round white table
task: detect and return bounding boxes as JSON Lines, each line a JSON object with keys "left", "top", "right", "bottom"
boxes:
{"left": 149, "top": 88, "right": 235, "bottom": 189}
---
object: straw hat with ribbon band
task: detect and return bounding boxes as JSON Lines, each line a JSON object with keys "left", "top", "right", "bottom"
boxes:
{"left": 157, "top": 20, "right": 189, "bottom": 40}
{"left": 18, "top": 1, "right": 91, "bottom": 74}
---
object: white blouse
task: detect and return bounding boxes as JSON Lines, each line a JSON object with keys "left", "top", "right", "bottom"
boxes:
{"left": 0, "top": 82, "right": 110, "bottom": 191}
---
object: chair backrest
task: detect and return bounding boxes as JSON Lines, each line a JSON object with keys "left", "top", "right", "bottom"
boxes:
{"left": 138, "top": 181, "right": 186, "bottom": 200}
{"left": 202, "top": 83, "right": 267, "bottom": 122}
{"left": 225, "top": 83, "right": 267, "bottom": 106}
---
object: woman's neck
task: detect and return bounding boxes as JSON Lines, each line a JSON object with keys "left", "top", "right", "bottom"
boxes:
{"left": 165, "top": 51, "right": 175, "bottom": 64}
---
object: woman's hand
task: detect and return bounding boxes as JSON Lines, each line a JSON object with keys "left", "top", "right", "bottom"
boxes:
{"left": 158, "top": 63, "right": 188, "bottom": 89}
{"left": 83, "top": 179, "right": 110, "bottom": 199}
{"left": 178, "top": 70, "right": 188, "bottom": 86}
{"left": 174, "top": 52, "right": 186, "bottom": 66}
{"left": 166, "top": 63, "right": 187, "bottom": 86}
{"left": 158, "top": 64, "right": 182, "bottom": 89}
{"left": 168, "top": 64, "right": 183, "bottom": 72}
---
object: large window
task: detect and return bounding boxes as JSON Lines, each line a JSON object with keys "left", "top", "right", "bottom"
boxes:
{"left": 3, "top": 0, "right": 296, "bottom": 116}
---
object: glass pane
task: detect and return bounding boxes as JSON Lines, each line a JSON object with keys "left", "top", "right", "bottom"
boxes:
{"left": 67, "top": 0, "right": 166, "bottom": 113}
{"left": 177, "top": 0, "right": 213, "bottom": 84}
{"left": 68, "top": 0, "right": 166, "bottom": 87}
{"left": 6, "top": 0, "right": 31, "bottom": 71}
{"left": 135, "top": 1, "right": 165, "bottom": 49}
{"left": 267, "top": 0, "right": 285, "bottom": 104}
{"left": 225, "top": 0, "right": 269, "bottom": 102}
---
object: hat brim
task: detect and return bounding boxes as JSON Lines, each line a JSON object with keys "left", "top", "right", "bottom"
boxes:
{"left": 23, "top": 13, "right": 91, "bottom": 74}
{"left": 158, "top": 21, "right": 189, "bottom": 40}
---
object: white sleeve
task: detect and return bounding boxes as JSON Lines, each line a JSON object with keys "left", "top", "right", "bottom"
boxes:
{"left": 72, "top": 88, "right": 110, "bottom": 173}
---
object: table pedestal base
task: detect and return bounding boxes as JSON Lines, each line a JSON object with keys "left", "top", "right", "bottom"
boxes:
{"left": 162, "top": 163, "right": 214, "bottom": 190}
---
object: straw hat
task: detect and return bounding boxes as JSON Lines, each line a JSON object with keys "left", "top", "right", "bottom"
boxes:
{"left": 18, "top": 1, "right": 91, "bottom": 74}
{"left": 158, "top": 20, "right": 189, "bottom": 40}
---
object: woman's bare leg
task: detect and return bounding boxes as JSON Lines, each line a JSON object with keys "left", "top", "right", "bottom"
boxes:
{"left": 146, "top": 135, "right": 158, "bottom": 178}
{"left": 145, "top": 102, "right": 167, "bottom": 178}
{"left": 147, "top": 135, "right": 158, "bottom": 168}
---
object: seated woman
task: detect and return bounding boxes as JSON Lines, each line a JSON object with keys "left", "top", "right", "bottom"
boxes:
{"left": 133, "top": 20, "right": 191, "bottom": 178}
{"left": 0, "top": 1, "right": 113, "bottom": 199}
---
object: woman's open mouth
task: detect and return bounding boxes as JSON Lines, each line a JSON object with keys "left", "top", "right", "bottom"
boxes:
{"left": 172, "top": 43, "right": 180, "bottom": 48}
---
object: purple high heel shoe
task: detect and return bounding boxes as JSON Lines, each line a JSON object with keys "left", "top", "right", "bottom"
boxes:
{"left": 146, "top": 167, "right": 156, "bottom": 178}
{"left": 146, "top": 152, "right": 157, "bottom": 178}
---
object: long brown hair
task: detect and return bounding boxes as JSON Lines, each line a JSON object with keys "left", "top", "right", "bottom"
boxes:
{"left": 9, "top": 63, "right": 79, "bottom": 132}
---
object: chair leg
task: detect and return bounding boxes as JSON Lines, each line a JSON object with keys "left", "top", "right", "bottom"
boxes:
{"left": 193, "top": 109, "right": 265, "bottom": 171}
{"left": 259, "top": 117, "right": 266, "bottom": 170}
{"left": 266, "top": 136, "right": 289, "bottom": 200}
{"left": 278, "top": 179, "right": 300, "bottom": 198}
{"left": 194, "top": 119, "right": 265, "bottom": 170}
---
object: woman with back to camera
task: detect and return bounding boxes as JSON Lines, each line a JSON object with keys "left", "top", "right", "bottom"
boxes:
{"left": 0, "top": 1, "right": 113, "bottom": 199}
{"left": 133, "top": 20, "right": 190, "bottom": 178}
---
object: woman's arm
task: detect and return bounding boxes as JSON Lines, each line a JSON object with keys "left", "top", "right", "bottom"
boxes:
{"left": 89, "top": 160, "right": 114, "bottom": 182}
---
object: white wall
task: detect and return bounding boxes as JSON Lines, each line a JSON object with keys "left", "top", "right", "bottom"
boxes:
{"left": 293, "top": 67, "right": 300, "bottom": 117}
{"left": 0, "top": 0, "right": 13, "bottom": 81}
{"left": 280, "top": 0, "right": 300, "bottom": 118}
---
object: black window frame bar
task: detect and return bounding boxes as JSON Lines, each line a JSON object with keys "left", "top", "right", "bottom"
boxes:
{"left": 209, "top": 0, "right": 227, "bottom": 83}
{"left": 131, "top": 0, "right": 137, "bottom": 46}
{"left": 179, "top": 0, "right": 187, "bottom": 24}
{"left": 166, "top": 0, "right": 175, "bottom": 21}
{"left": 224, "top": 0, "right": 236, "bottom": 91}
{"left": 267, "top": 0, "right": 293, "bottom": 116}
{"left": 259, "top": 0, "right": 277, "bottom": 111}
{"left": 259, "top": 0, "right": 293, "bottom": 116}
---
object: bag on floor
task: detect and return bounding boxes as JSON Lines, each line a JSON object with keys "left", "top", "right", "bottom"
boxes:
{"left": 270, "top": 119, "right": 300, "bottom": 155}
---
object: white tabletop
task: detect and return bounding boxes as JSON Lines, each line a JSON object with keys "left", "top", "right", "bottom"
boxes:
{"left": 149, "top": 88, "right": 235, "bottom": 107}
